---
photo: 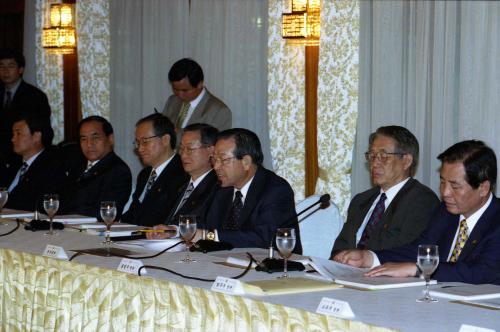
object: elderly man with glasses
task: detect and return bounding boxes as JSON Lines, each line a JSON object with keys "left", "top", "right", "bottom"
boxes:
{"left": 330, "top": 126, "right": 439, "bottom": 258}
{"left": 121, "top": 113, "right": 188, "bottom": 227}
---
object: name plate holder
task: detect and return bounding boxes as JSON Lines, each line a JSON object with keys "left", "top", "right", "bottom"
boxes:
{"left": 316, "top": 297, "right": 355, "bottom": 319}
{"left": 211, "top": 276, "right": 245, "bottom": 295}
{"left": 43, "top": 244, "right": 69, "bottom": 260}
{"left": 117, "top": 258, "right": 147, "bottom": 275}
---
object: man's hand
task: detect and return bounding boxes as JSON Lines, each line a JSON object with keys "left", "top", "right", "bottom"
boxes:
{"left": 364, "top": 262, "right": 418, "bottom": 278}
{"left": 332, "top": 249, "right": 374, "bottom": 268}
{"left": 145, "top": 225, "right": 178, "bottom": 239}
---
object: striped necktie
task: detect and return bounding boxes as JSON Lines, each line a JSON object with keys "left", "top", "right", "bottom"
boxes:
{"left": 4, "top": 90, "right": 12, "bottom": 109}
{"left": 145, "top": 170, "right": 157, "bottom": 194}
{"left": 223, "top": 190, "right": 243, "bottom": 230}
{"left": 176, "top": 102, "right": 191, "bottom": 129}
{"left": 172, "top": 182, "right": 195, "bottom": 217}
{"left": 449, "top": 219, "right": 468, "bottom": 262}
{"left": 18, "top": 162, "right": 28, "bottom": 182}
{"left": 358, "top": 193, "right": 387, "bottom": 249}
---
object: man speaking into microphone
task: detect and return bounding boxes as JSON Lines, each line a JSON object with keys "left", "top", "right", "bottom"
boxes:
{"left": 195, "top": 128, "right": 302, "bottom": 253}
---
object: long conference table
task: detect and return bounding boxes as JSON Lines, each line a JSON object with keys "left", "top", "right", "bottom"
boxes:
{"left": 0, "top": 219, "right": 499, "bottom": 332}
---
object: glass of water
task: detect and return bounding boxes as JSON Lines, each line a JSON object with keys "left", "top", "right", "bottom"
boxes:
{"left": 100, "top": 201, "right": 117, "bottom": 246}
{"left": 416, "top": 244, "right": 439, "bottom": 303}
{"left": 178, "top": 215, "right": 197, "bottom": 263}
{"left": 276, "top": 228, "right": 296, "bottom": 278}
{"left": 43, "top": 194, "right": 59, "bottom": 236}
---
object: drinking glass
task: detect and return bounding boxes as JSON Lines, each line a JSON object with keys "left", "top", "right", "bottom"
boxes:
{"left": 100, "top": 201, "right": 117, "bottom": 246}
{"left": 276, "top": 228, "right": 296, "bottom": 278}
{"left": 178, "top": 215, "right": 197, "bottom": 263}
{"left": 43, "top": 194, "right": 59, "bottom": 236}
{"left": 416, "top": 244, "right": 439, "bottom": 303}
{"left": 0, "top": 188, "right": 8, "bottom": 226}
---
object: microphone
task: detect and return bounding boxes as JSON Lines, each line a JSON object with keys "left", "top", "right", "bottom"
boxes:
{"left": 265, "top": 193, "right": 331, "bottom": 260}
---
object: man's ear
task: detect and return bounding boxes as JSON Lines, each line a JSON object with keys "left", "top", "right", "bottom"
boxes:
{"left": 478, "top": 180, "right": 491, "bottom": 198}
{"left": 403, "top": 154, "right": 413, "bottom": 171}
{"left": 241, "top": 155, "right": 253, "bottom": 170}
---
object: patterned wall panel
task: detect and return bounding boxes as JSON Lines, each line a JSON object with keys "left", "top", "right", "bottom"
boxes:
{"left": 316, "top": 0, "right": 360, "bottom": 217}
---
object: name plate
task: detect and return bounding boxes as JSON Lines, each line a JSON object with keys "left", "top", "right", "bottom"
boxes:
{"left": 43, "top": 245, "right": 69, "bottom": 260}
{"left": 316, "top": 297, "right": 355, "bottom": 318}
{"left": 117, "top": 258, "right": 147, "bottom": 275}
{"left": 459, "top": 324, "right": 496, "bottom": 332}
{"left": 211, "top": 276, "right": 245, "bottom": 295}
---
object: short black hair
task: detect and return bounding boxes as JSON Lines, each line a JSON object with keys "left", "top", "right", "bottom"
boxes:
{"left": 13, "top": 113, "right": 54, "bottom": 148}
{"left": 438, "top": 140, "right": 497, "bottom": 191}
{"left": 217, "top": 128, "right": 263, "bottom": 165}
{"left": 78, "top": 116, "right": 113, "bottom": 136}
{"left": 0, "top": 48, "right": 25, "bottom": 68}
{"left": 183, "top": 123, "right": 219, "bottom": 146}
{"left": 168, "top": 58, "right": 204, "bottom": 87}
{"left": 136, "top": 113, "right": 176, "bottom": 149}
{"left": 369, "top": 125, "right": 419, "bottom": 176}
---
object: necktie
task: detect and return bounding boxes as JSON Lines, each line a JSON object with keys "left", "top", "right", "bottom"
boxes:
{"left": 18, "top": 162, "right": 28, "bottom": 182}
{"left": 223, "top": 190, "right": 243, "bottom": 230}
{"left": 449, "top": 219, "right": 468, "bottom": 263}
{"left": 357, "top": 193, "right": 387, "bottom": 249}
{"left": 145, "top": 170, "right": 157, "bottom": 194}
{"left": 85, "top": 161, "right": 94, "bottom": 173}
{"left": 173, "top": 182, "right": 195, "bottom": 216}
{"left": 4, "top": 90, "right": 12, "bottom": 109}
{"left": 176, "top": 102, "right": 191, "bottom": 129}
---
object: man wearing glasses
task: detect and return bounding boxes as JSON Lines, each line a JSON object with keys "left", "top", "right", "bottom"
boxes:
{"left": 121, "top": 113, "right": 188, "bottom": 226}
{"left": 330, "top": 126, "right": 439, "bottom": 257}
{"left": 147, "top": 123, "right": 219, "bottom": 238}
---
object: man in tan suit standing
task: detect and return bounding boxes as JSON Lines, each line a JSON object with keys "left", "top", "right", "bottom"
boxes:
{"left": 162, "top": 58, "right": 231, "bottom": 137}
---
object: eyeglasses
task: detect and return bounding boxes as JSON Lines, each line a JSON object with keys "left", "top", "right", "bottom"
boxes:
{"left": 364, "top": 151, "right": 405, "bottom": 163}
{"left": 133, "top": 135, "right": 160, "bottom": 148}
{"left": 178, "top": 145, "right": 209, "bottom": 155}
{"left": 210, "top": 156, "right": 237, "bottom": 166}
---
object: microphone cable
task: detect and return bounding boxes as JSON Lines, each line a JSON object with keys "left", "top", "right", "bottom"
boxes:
{"left": 0, "top": 219, "right": 21, "bottom": 237}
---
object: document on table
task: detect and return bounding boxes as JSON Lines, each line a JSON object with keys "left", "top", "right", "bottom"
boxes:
{"left": 307, "top": 256, "right": 369, "bottom": 281}
{"left": 243, "top": 277, "right": 341, "bottom": 296}
{"left": 52, "top": 215, "right": 98, "bottom": 224}
{"left": 0, "top": 208, "right": 34, "bottom": 218}
{"left": 456, "top": 297, "right": 500, "bottom": 310}
{"left": 334, "top": 276, "right": 436, "bottom": 290}
{"left": 429, "top": 284, "right": 500, "bottom": 301}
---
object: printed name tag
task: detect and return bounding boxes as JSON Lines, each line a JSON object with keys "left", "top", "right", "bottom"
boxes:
{"left": 211, "top": 276, "right": 245, "bottom": 295}
{"left": 43, "top": 245, "right": 68, "bottom": 260}
{"left": 117, "top": 258, "right": 147, "bottom": 275}
{"left": 459, "top": 324, "right": 496, "bottom": 332}
{"left": 316, "top": 297, "right": 355, "bottom": 318}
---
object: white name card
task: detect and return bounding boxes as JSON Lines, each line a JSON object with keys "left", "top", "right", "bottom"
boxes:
{"left": 316, "top": 297, "right": 355, "bottom": 319}
{"left": 43, "top": 244, "right": 68, "bottom": 260}
{"left": 211, "top": 276, "right": 245, "bottom": 295}
{"left": 117, "top": 258, "right": 147, "bottom": 275}
{"left": 459, "top": 324, "right": 496, "bottom": 332}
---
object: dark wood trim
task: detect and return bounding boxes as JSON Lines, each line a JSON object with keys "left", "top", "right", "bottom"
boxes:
{"left": 63, "top": 51, "right": 81, "bottom": 141}
{"left": 304, "top": 45, "right": 319, "bottom": 197}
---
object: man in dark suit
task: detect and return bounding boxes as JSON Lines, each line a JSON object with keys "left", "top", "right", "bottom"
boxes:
{"left": 331, "top": 126, "right": 439, "bottom": 256}
{"left": 121, "top": 113, "right": 189, "bottom": 227}
{"left": 335, "top": 140, "right": 500, "bottom": 284}
{"left": 198, "top": 128, "right": 301, "bottom": 253}
{"left": 4, "top": 113, "right": 65, "bottom": 211}
{"left": 162, "top": 58, "right": 231, "bottom": 137}
{"left": 147, "top": 123, "right": 219, "bottom": 239}
{"left": 58, "top": 116, "right": 132, "bottom": 220}
{"left": 0, "top": 49, "right": 51, "bottom": 182}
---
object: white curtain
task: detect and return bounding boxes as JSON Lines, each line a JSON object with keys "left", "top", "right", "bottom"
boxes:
{"left": 109, "top": 0, "right": 269, "bottom": 177}
{"left": 353, "top": 0, "right": 500, "bottom": 196}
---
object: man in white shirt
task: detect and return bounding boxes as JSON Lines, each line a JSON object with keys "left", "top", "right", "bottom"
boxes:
{"left": 335, "top": 140, "right": 500, "bottom": 285}
{"left": 121, "top": 113, "right": 188, "bottom": 227}
{"left": 331, "top": 126, "right": 439, "bottom": 256}
{"left": 161, "top": 58, "right": 231, "bottom": 138}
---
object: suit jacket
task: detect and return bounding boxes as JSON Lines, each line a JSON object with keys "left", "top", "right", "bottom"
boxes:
{"left": 331, "top": 178, "right": 440, "bottom": 255}
{"left": 59, "top": 151, "right": 132, "bottom": 220}
{"left": 205, "top": 166, "right": 302, "bottom": 253}
{"left": 165, "top": 170, "right": 218, "bottom": 226}
{"left": 0, "top": 80, "right": 51, "bottom": 158}
{"left": 121, "top": 154, "right": 189, "bottom": 227}
{"left": 377, "top": 197, "right": 500, "bottom": 284}
{"left": 5, "top": 147, "right": 68, "bottom": 211}
{"left": 162, "top": 88, "right": 231, "bottom": 132}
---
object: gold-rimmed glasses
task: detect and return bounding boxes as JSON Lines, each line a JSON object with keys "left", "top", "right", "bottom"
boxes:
{"left": 178, "top": 145, "right": 208, "bottom": 155}
{"left": 133, "top": 135, "right": 160, "bottom": 149}
{"left": 210, "top": 156, "right": 237, "bottom": 166}
{"left": 364, "top": 151, "right": 405, "bottom": 163}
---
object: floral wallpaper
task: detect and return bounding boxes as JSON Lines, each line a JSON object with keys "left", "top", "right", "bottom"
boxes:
{"left": 316, "top": 0, "right": 359, "bottom": 216}
{"left": 268, "top": 0, "right": 307, "bottom": 201}
{"left": 35, "top": 0, "right": 64, "bottom": 143}
{"left": 76, "top": 0, "right": 110, "bottom": 119}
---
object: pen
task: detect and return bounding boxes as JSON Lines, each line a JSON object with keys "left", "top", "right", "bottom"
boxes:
{"left": 138, "top": 229, "right": 176, "bottom": 233}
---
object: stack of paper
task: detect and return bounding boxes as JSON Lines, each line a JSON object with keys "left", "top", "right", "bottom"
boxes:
{"left": 243, "top": 277, "right": 341, "bottom": 296}
{"left": 429, "top": 284, "right": 500, "bottom": 300}
{"left": 0, "top": 209, "right": 34, "bottom": 219}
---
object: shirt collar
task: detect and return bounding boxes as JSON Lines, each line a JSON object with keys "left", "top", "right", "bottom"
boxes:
{"left": 460, "top": 193, "right": 493, "bottom": 234}
{"left": 152, "top": 153, "right": 175, "bottom": 177}
{"left": 234, "top": 176, "right": 254, "bottom": 204}
{"left": 379, "top": 177, "right": 411, "bottom": 207}
{"left": 190, "top": 169, "right": 212, "bottom": 188}
{"left": 6, "top": 79, "right": 22, "bottom": 95}
{"left": 24, "top": 149, "right": 44, "bottom": 167}
{"left": 189, "top": 87, "right": 205, "bottom": 110}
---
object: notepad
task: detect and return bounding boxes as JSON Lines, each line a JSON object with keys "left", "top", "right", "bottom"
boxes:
{"left": 456, "top": 298, "right": 500, "bottom": 310}
{"left": 0, "top": 208, "right": 34, "bottom": 218}
{"left": 52, "top": 215, "right": 98, "bottom": 224}
{"left": 429, "top": 284, "right": 500, "bottom": 301}
{"left": 243, "top": 277, "right": 342, "bottom": 296}
{"left": 334, "top": 276, "right": 436, "bottom": 290}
